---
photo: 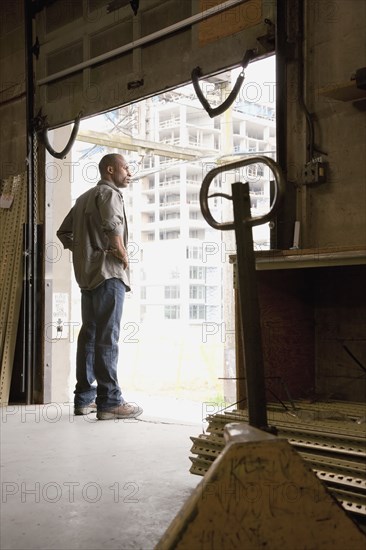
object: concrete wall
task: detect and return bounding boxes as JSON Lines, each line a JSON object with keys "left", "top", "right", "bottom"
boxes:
{"left": 44, "top": 128, "right": 74, "bottom": 403}
{"left": 290, "top": 0, "right": 366, "bottom": 248}
{"left": 284, "top": 0, "right": 366, "bottom": 399}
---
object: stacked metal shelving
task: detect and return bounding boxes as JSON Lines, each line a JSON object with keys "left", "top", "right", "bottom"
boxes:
{"left": 189, "top": 400, "right": 366, "bottom": 520}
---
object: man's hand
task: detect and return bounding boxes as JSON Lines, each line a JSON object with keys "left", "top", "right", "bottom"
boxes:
{"left": 111, "top": 248, "right": 128, "bottom": 270}
{"left": 108, "top": 234, "right": 129, "bottom": 269}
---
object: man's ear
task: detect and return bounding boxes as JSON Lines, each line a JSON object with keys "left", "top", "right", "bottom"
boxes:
{"left": 107, "top": 165, "right": 113, "bottom": 174}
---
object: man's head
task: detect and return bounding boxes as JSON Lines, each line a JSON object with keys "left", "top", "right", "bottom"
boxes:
{"left": 99, "top": 153, "right": 131, "bottom": 189}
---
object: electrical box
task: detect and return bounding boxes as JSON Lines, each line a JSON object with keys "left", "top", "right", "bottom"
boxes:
{"left": 302, "top": 159, "right": 327, "bottom": 185}
{"left": 52, "top": 292, "right": 69, "bottom": 339}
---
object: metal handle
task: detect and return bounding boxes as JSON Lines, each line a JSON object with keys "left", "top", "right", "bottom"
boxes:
{"left": 41, "top": 112, "right": 82, "bottom": 160}
{"left": 191, "top": 67, "right": 245, "bottom": 119}
{"left": 191, "top": 49, "right": 257, "bottom": 118}
{"left": 199, "top": 156, "right": 285, "bottom": 231}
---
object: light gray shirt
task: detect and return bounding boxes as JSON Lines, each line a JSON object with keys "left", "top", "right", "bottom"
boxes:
{"left": 57, "top": 179, "right": 130, "bottom": 291}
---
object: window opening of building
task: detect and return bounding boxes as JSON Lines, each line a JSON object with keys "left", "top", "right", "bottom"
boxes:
{"left": 45, "top": 56, "right": 276, "bottom": 419}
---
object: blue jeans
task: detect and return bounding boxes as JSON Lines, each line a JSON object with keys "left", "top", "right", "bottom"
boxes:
{"left": 75, "top": 278, "right": 126, "bottom": 411}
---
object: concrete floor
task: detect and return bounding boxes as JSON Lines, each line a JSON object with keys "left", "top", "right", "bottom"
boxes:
{"left": 0, "top": 399, "right": 203, "bottom": 550}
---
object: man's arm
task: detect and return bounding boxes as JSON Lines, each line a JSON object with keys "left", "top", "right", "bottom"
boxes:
{"left": 97, "top": 187, "right": 128, "bottom": 269}
{"left": 108, "top": 234, "right": 128, "bottom": 270}
{"left": 56, "top": 208, "right": 74, "bottom": 250}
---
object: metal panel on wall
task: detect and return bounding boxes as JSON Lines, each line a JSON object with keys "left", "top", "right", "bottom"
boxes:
{"left": 34, "top": 0, "right": 275, "bottom": 128}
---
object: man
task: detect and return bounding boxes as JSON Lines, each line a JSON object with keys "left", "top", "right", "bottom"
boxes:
{"left": 57, "top": 153, "right": 143, "bottom": 420}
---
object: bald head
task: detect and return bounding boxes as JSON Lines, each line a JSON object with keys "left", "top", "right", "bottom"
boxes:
{"left": 98, "top": 153, "right": 131, "bottom": 189}
{"left": 98, "top": 154, "right": 121, "bottom": 178}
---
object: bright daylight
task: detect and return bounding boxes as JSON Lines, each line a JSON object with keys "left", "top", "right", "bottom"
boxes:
{"left": 46, "top": 56, "right": 276, "bottom": 419}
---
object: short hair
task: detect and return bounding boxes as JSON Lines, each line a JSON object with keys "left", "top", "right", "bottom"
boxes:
{"left": 98, "top": 153, "right": 122, "bottom": 176}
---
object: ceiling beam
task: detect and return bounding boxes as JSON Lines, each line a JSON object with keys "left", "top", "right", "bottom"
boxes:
{"left": 77, "top": 129, "right": 217, "bottom": 161}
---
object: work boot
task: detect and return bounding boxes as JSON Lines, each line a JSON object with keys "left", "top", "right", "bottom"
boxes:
{"left": 74, "top": 403, "right": 97, "bottom": 416}
{"left": 97, "top": 402, "right": 143, "bottom": 420}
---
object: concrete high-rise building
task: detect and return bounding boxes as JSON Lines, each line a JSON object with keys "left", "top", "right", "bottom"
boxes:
{"left": 120, "top": 83, "right": 276, "bottom": 326}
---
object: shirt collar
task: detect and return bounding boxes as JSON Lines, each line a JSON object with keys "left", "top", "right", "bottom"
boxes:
{"left": 97, "top": 179, "right": 124, "bottom": 197}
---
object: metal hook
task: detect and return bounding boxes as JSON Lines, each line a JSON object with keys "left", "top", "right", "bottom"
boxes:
{"left": 191, "top": 49, "right": 257, "bottom": 118}
{"left": 41, "top": 112, "right": 82, "bottom": 159}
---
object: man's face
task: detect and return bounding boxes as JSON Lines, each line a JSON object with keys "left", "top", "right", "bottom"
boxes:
{"left": 109, "top": 155, "right": 131, "bottom": 188}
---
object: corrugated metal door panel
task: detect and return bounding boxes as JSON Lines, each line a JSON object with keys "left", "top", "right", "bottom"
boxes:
{"left": 34, "top": 0, "right": 275, "bottom": 127}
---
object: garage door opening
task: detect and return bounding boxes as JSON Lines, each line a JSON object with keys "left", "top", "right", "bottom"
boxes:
{"left": 44, "top": 55, "right": 276, "bottom": 421}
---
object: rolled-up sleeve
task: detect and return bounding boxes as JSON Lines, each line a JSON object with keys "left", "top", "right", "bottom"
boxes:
{"left": 97, "top": 188, "right": 124, "bottom": 236}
